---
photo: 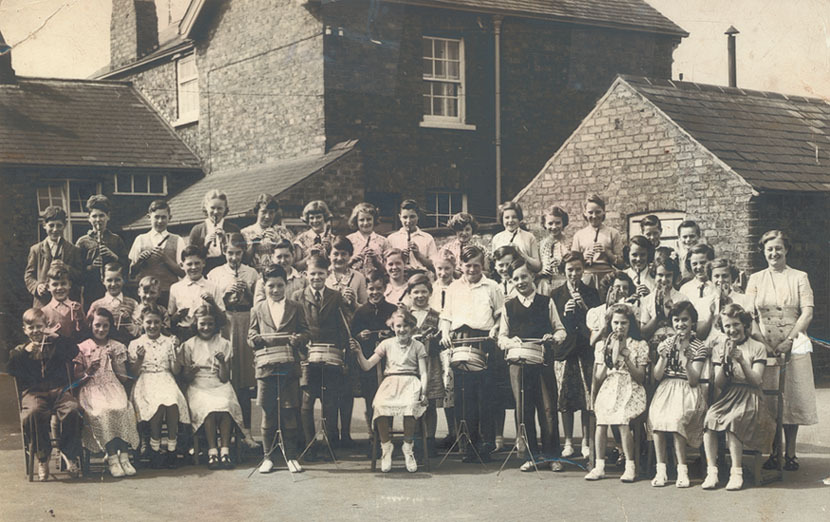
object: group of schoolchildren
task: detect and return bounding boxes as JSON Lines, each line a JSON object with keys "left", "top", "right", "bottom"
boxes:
{"left": 4, "top": 188, "right": 805, "bottom": 490}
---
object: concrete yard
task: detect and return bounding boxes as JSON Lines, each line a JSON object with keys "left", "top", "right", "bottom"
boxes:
{"left": 1, "top": 374, "right": 828, "bottom": 522}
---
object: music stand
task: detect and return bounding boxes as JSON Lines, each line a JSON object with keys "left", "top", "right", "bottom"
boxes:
{"left": 498, "top": 348, "right": 541, "bottom": 477}
{"left": 298, "top": 364, "right": 339, "bottom": 467}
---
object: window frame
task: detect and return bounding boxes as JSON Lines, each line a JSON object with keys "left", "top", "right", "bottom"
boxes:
{"left": 37, "top": 179, "right": 102, "bottom": 243}
{"left": 424, "top": 190, "right": 467, "bottom": 228}
{"left": 627, "top": 210, "right": 686, "bottom": 252}
{"left": 112, "top": 173, "right": 168, "bottom": 196}
{"left": 420, "top": 36, "right": 476, "bottom": 131}
{"left": 176, "top": 53, "right": 199, "bottom": 125}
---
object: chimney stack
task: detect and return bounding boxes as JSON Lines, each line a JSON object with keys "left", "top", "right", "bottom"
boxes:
{"left": 0, "top": 30, "right": 15, "bottom": 84}
{"left": 110, "top": 0, "right": 159, "bottom": 69}
{"left": 725, "top": 26, "right": 739, "bottom": 88}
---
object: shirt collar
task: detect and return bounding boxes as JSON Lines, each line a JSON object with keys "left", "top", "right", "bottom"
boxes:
{"left": 205, "top": 218, "right": 224, "bottom": 232}
{"left": 268, "top": 297, "right": 285, "bottom": 306}
{"left": 149, "top": 229, "right": 168, "bottom": 242}
{"left": 103, "top": 293, "right": 124, "bottom": 304}
{"left": 186, "top": 277, "right": 206, "bottom": 287}
{"left": 461, "top": 275, "right": 486, "bottom": 289}
{"left": 517, "top": 292, "right": 535, "bottom": 307}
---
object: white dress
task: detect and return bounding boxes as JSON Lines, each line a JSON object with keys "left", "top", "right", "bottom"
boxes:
{"left": 372, "top": 338, "right": 428, "bottom": 422}
{"left": 182, "top": 335, "right": 244, "bottom": 431}
{"left": 128, "top": 334, "right": 190, "bottom": 422}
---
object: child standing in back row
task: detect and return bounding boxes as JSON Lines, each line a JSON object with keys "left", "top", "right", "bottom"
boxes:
{"left": 387, "top": 200, "right": 438, "bottom": 275}
{"left": 539, "top": 205, "right": 570, "bottom": 294}
{"left": 129, "top": 200, "right": 186, "bottom": 306}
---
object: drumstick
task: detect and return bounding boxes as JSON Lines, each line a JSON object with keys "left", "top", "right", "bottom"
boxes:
{"left": 338, "top": 308, "right": 353, "bottom": 339}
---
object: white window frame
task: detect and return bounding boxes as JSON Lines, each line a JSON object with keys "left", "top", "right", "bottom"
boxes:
{"left": 628, "top": 211, "right": 686, "bottom": 252}
{"left": 37, "top": 180, "right": 102, "bottom": 242}
{"left": 113, "top": 173, "right": 168, "bottom": 196}
{"left": 176, "top": 53, "right": 199, "bottom": 125}
{"left": 425, "top": 191, "right": 468, "bottom": 228}
{"left": 420, "top": 36, "right": 476, "bottom": 131}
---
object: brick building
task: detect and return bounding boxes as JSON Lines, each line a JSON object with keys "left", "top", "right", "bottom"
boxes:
{"left": 0, "top": 30, "right": 202, "bottom": 352}
{"left": 100, "top": 0, "right": 686, "bottom": 228}
{"left": 515, "top": 75, "right": 830, "bottom": 372}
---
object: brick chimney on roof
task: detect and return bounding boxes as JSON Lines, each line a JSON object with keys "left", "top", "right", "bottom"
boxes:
{"left": 110, "top": 0, "right": 159, "bottom": 69}
{"left": 0, "top": 30, "right": 15, "bottom": 84}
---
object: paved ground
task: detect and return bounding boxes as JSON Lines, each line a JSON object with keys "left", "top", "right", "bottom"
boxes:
{"left": 1, "top": 373, "right": 828, "bottom": 522}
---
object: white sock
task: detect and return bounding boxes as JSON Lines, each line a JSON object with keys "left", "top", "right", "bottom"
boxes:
{"left": 220, "top": 447, "right": 230, "bottom": 457}
{"left": 656, "top": 462, "right": 667, "bottom": 474}
{"left": 731, "top": 467, "right": 742, "bottom": 475}
{"left": 208, "top": 448, "right": 219, "bottom": 457}
{"left": 150, "top": 438, "right": 161, "bottom": 452}
{"left": 167, "top": 438, "right": 177, "bottom": 452}
{"left": 595, "top": 458, "right": 605, "bottom": 471}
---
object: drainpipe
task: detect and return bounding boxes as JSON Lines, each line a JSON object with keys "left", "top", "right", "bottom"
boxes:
{"left": 494, "top": 15, "right": 503, "bottom": 209}
{"left": 725, "top": 26, "right": 739, "bottom": 87}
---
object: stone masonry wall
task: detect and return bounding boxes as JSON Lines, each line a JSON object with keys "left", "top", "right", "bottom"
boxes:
{"left": 516, "top": 79, "right": 756, "bottom": 270}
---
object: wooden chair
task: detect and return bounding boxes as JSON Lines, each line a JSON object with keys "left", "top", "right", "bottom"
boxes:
{"left": 369, "top": 363, "right": 430, "bottom": 472}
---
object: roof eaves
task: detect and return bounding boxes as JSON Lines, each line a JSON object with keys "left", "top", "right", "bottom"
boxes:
{"left": 95, "top": 39, "right": 195, "bottom": 80}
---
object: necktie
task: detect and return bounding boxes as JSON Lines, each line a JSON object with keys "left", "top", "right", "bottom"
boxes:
{"left": 314, "top": 290, "right": 322, "bottom": 306}
{"left": 699, "top": 284, "right": 705, "bottom": 298}
{"left": 441, "top": 289, "right": 446, "bottom": 309}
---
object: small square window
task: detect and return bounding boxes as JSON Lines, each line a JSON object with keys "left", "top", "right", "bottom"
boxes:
{"left": 112, "top": 174, "right": 167, "bottom": 196}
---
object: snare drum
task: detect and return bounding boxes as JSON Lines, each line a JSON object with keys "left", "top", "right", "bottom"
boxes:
{"left": 450, "top": 337, "right": 488, "bottom": 372}
{"left": 307, "top": 343, "right": 344, "bottom": 367}
{"left": 506, "top": 342, "right": 545, "bottom": 366}
{"left": 255, "top": 345, "right": 294, "bottom": 368}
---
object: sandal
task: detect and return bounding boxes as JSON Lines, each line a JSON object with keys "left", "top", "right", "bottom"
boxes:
{"left": 762, "top": 454, "right": 779, "bottom": 470}
{"left": 784, "top": 456, "right": 799, "bottom": 471}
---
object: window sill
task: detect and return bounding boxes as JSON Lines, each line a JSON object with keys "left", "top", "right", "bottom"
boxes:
{"left": 419, "top": 120, "right": 477, "bottom": 131}
{"left": 174, "top": 117, "right": 198, "bottom": 129}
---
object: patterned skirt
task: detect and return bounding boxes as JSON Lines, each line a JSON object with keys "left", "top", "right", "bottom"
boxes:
{"left": 555, "top": 355, "right": 592, "bottom": 413}
{"left": 594, "top": 370, "right": 646, "bottom": 425}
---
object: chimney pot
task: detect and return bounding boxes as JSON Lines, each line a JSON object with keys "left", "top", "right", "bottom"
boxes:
{"left": 726, "top": 26, "right": 738, "bottom": 88}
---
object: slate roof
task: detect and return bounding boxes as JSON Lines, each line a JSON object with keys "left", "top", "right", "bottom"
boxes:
{"left": 388, "top": 0, "right": 687, "bottom": 36}
{"left": 621, "top": 75, "right": 830, "bottom": 192}
{"left": 0, "top": 77, "right": 202, "bottom": 170}
{"left": 125, "top": 140, "right": 359, "bottom": 229}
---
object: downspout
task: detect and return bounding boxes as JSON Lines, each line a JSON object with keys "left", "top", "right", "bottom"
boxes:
{"left": 493, "top": 15, "right": 503, "bottom": 209}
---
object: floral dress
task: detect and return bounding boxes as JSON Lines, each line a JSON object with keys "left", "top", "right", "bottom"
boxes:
{"left": 127, "top": 334, "right": 189, "bottom": 422}
{"left": 593, "top": 337, "right": 649, "bottom": 425}
{"left": 75, "top": 339, "right": 139, "bottom": 453}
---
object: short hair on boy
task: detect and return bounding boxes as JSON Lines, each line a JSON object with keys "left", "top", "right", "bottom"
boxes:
{"left": 598, "top": 270, "right": 635, "bottom": 305}
{"left": 585, "top": 193, "right": 606, "bottom": 211}
{"left": 147, "top": 199, "right": 171, "bottom": 214}
{"left": 460, "top": 245, "right": 484, "bottom": 264}
{"left": 47, "top": 265, "right": 69, "bottom": 282}
{"left": 558, "top": 250, "right": 585, "bottom": 273}
{"left": 366, "top": 269, "right": 388, "bottom": 286}
{"left": 669, "top": 300, "right": 699, "bottom": 328}
{"left": 399, "top": 199, "right": 421, "bottom": 214}
{"left": 86, "top": 194, "right": 112, "bottom": 214}
{"left": 493, "top": 244, "right": 520, "bottom": 262}
{"left": 225, "top": 232, "right": 247, "bottom": 252}
{"left": 331, "top": 235, "right": 354, "bottom": 255}
{"left": 640, "top": 214, "right": 662, "bottom": 231}
{"left": 138, "top": 275, "right": 160, "bottom": 291}
{"left": 542, "top": 205, "right": 569, "bottom": 228}
{"left": 43, "top": 205, "right": 67, "bottom": 223}
{"left": 22, "top": 307, "right": 47, "bottom": 326}
{"left": 103, "top": 262, "right": 124, "bottom": 275}
{"left": 307, "top": 253, "right": 330, "bottom": 270}
{"left": 273, "top": 238, "right": 295, "bottom": 254}
{"left": 709, "top": 257, "right": 740, "bottom": 282}
{"left": 678, "top": 220, "right": 701, "bottom": 237}
{"left": 138, "top": 303, "right": 168, "bottom": 322}
{"left": 301, "top": 200, "right": 333, "bottom": 223}
{"left": 263, "top": 264, "right": 288, "bottom": 282}
{"left": 716, "top": 303, "right": 752, "bottom": 333}
{"left": 447, "top": 212, "right": 479, "bottom": 234}
{"left": 252, "top": 193, "right": 281, "bottom": 217}
{"left": 406, "top": 272, "right": 432, "bottom": 294}
{"left": 506, "top": 257, "right": 527, "bottom": 278}
{"left": 384, "top": 248, "right": 405, "bottom": 264}
{"left": 181, "top": 244, "right": 206, "bottom": 262}
{"left": 348, "top": 202, "right": 379, "bottom": 230}
{"left": 497, "top": 201, "right": 524, "bottom": 223}
{"left": 623, "top": 235, "right": 655, "bottom": 265}
{"left": 202, "top": 189, "right": 230, "bottom": 217}
{"left": 433, "top": 248, "right": 456, "bottom": 268}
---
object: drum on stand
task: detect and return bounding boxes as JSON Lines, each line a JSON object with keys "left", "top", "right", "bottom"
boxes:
{"left": 505, "top": 339, "right": 545, "bottom": 366}
{"left": 449, "top": 336, "right": 489, "bottom": 372}
{"left": 307, "top": 343, "right": 344, "bottom": 367}
{"left": 254, "top": 334, "right": 295, "bottom": 369}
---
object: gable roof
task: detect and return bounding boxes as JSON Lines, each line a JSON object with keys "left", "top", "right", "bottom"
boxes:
{"left": 384, "top": 0, "right": 687, "bottom": 36}
{"left": 125, "top": 140, "right": 359, "bottom": 229}
{"left": 620, "top": 75, "right": 830, "bottom": 193}
{"left": 0, "top": 77, "right": 202, "bottom": 170}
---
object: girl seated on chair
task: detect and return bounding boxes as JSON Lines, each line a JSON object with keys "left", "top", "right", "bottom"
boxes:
{"left": 182, "top": 304, "right": 244, "bottom": 470}
{"left": 648, "top": 301, "right": 707, "bottom": 488}
{"left": 128, "top": 304, "right": 189, "bottom": 469}
{"left": 701, "top": 303, "right": 774, "bottom": 491}
{"left": 350, "top": 307, "right": 428, "bottom": 473}
{"left": 74, "top": 307, "right": 140, "bottom": 478}
{"left": 585, "top": 303, "right": 649, "bottom": 483}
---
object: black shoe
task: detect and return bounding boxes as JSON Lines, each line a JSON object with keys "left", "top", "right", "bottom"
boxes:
{"left": 339, "top": 436, "right": 355, "bottom": 449}
{"left": 166, "top": 451, "right": 178, "bottom": 469}
{"left": 221, "top": 454, "right": 234, "bottom": 470}
{"left": 150, "top": 450, "right": 164, "bottom": 469}
{"left": 784, "top": 456, "right": 799, "bottom": 471}
{"left": 207, "top": 454, "right": 221, "bottom": 470}
{"left": 762, "top": 454, "right": 780, "bottom": 470}
{"left": 439, "top": 434, "right": 456, "bottom": 449}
